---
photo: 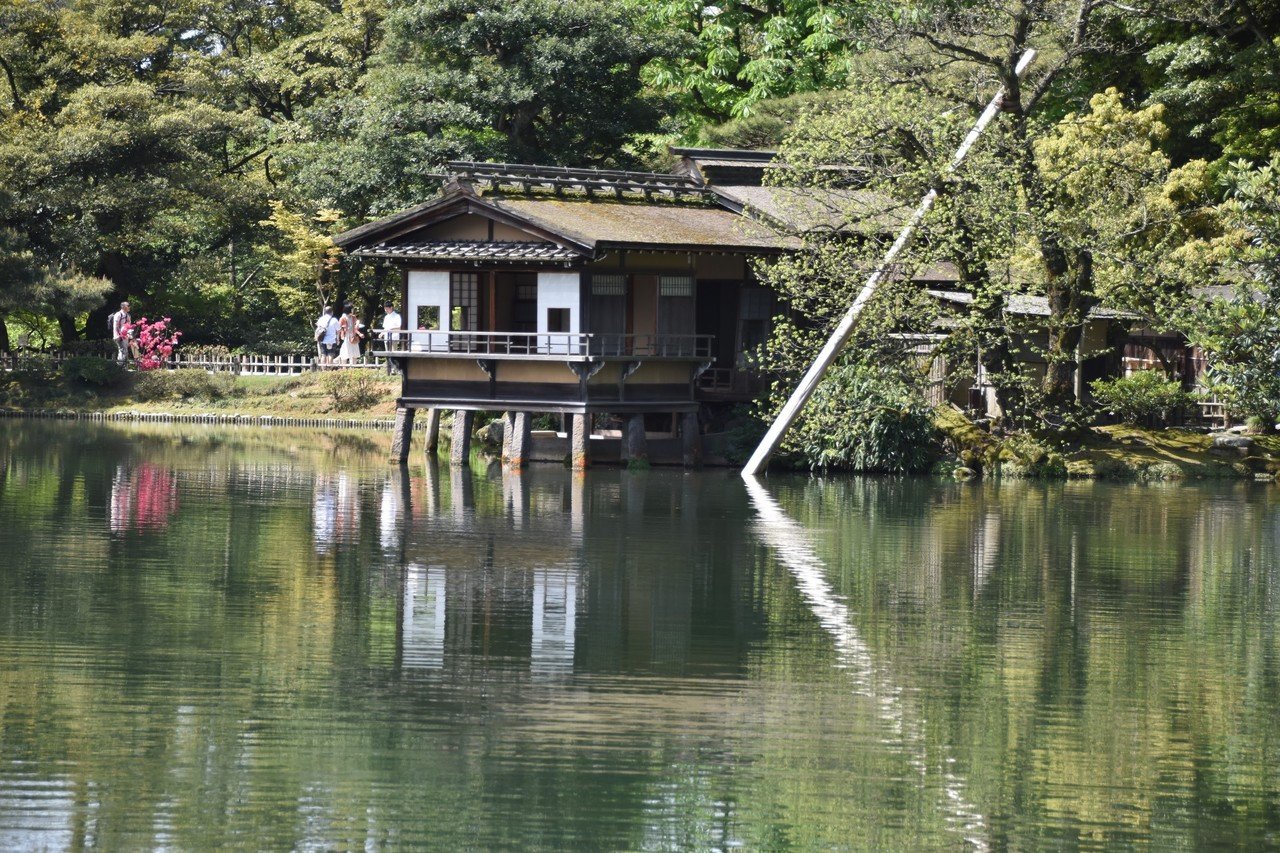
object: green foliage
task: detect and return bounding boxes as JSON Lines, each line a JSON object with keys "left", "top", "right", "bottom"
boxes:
{"left": 639, "top": 0, "right": 857, "bottom": 126}
{"left": 286, "top": 0, "right": 672, "bottom": 218}
{"left": 320, "top": 369, "right": 382, "bottom": 411}
{"left": 60, "top": 356, "right": 127, "bottom": 389}
{"left": 791, "top": 361, "right": 939, "bottom": 473}
{"left": 132, "top": 370, "right": 236, "bottom": 403}
{"left": 1090, "top": 371, "right": 1193, "bottom": 426}
{"left": 1181, "top": 155, "right": 1280, "bottom": 423}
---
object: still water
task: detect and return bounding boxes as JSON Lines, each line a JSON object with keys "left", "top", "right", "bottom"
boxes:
{"left": 0, "top": 420, "right": 1277, "bottom": 849}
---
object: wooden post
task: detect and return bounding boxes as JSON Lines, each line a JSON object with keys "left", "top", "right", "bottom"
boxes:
{"left": 742, "top": 49, "right": 1036, "bottom": 477}
{"left": 570, "top": 413, "right": 591, "bottom": 470}
{"left": 424, "top": 408, "right": 441, "bottom": 454}
{"left": 507, "top": 412, "right": 531, "bottom": 470}
{"left": 390, "top": 406, "right": 415, "bottom": 464}
{"left": 450, "top": 409, "right": 474, "bottom": 466}
{"left": 682, "top": 411, "right": 702, "bottom": 469}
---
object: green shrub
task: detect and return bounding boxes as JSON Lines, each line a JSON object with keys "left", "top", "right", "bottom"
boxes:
{"left": 790, "top": 362, "right": 939, "bottom": 473}
{"left": 133, "top": 369, "right": 236, "bottom": 402}
{"left": 1090, "top": 371, "right": 1193, "bottom": 426}
{"left": 320, "top": 369, "right": 382, "bottom": 412}
{"left": 61, "top": 356, "right": 127, "bottom": 388}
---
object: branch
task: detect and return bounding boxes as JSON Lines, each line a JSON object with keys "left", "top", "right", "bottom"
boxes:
{"left": 0, "top": 54, "right": 24, "bottom": 111}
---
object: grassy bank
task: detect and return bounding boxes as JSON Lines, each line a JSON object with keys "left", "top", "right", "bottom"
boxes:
{"left": 1, "top": 363, "right": 403, "bottom": 422}
{"left": 935, "top": 406, "right": 1280, "bottom": 481}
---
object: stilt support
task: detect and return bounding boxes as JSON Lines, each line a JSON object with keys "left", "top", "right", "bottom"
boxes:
{"left": 390, "top": 406, "right": 415, "bottom": 465}
{"left": 424, "top": 408, "right": 441, "bottom": 454}
{"left": 623, "top": 414, "right": 648, "bottom": 466}
{"left": 450, "top": 409, "right": 474, "bottom": 466}
{"left": 682, "top": 411, "right": 702, "bottom": 469}
{"left": 570, "top": 413, "right": 591, "bottom": 470}
{"left": 507, "top": 412, "right": 531, "bottom": 469}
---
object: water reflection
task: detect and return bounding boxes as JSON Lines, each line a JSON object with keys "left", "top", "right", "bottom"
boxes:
{"left": 108, "top": 462, "right": 178, "bottom": 532}
{"left": 0, "top": 421, "right": 1277, "bottom": 849}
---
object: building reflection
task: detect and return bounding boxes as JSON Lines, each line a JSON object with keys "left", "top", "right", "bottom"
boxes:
{"left": 384, "top": 464, "right": 743, "bottom": 680}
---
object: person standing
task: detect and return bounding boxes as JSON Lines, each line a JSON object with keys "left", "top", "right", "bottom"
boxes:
{"left": 337, "top": 303, "right": 365, "bottom": 364}
{"left": 109, "top": 301, "right": 132, "bottom": 363}
{"left": 315, "top": 305, "right": 339, "bottom": 365}
{"left": 379, "top": 302, "right": 404, "bottom": 373}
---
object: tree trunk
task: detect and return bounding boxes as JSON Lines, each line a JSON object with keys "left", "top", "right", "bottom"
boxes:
{"left": 1040, "top": 249, "right": 1096, "bottom": 410}
{"left": 0, "top": 314, "right": 9, "bottom": 353}
{"left": 56, "top": 313, "right": 81, "bottom": 345}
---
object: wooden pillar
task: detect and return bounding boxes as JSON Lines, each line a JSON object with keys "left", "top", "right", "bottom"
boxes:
{"left": 450, "top": 409, "right": 474, "bottom": 467}
{"left": 682, "top": 411, "right": 702, "bottom": 469}
{"left": 390, "top": 406, "right": 415, "bottom": 465}
{"left": 423, "top": 408, "right": 441, "bottom": 455}
{"left": 623, "top": 413, "right": 647, "bottom": 466}
{"left": 507, "top": 412, "right": 531, "bottom": 470}
{"left": 570, "top": 413, "right": 591, "bottom": 470}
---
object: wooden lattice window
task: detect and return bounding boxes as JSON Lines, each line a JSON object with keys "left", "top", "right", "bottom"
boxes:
{"left": 450, "top": 272, "right": 479, "bottom": 331}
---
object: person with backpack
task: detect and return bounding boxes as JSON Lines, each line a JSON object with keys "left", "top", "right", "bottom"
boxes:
{"left": 314, "top": 305, "right": 339, "bottom": 365}
{"left": 109, "top": 301, "right": 133, "bottom": 363}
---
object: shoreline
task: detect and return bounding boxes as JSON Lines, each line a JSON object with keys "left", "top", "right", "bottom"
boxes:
{"left": 0, "top": 407, "right": 421, "bottom": 431}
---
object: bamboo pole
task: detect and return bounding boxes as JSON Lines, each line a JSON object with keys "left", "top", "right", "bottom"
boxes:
{"left": 743, "top": 50, "right": 1036, "bottom": 477}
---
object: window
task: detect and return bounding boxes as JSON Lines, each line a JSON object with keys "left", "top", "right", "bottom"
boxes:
{"left": 740, "top": 286, "right": 772, "bottom": 320}
{"left": 450, "top": 272, "right": 479, "bottom": 331}
{"left": 591, "top": 274, "right": 626, "bottom": 296}
{"left": 416, "top": 305, "right": 440, "bottom": 331}
{"left": 547, "top": 308, "right": 570, "bottom": 333}
{"left": 659, "top": 274, "right": 694, "bottom": 297}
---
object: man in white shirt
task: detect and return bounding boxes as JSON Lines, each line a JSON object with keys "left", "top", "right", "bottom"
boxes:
{"left": 315, "top": 305, "right": 339, "bottom": 364}
{"left": 379, "top": 303, "right": 404, "bottom": 372}
{"left": 109, "top": 301, "right": 132, "bottom": 363}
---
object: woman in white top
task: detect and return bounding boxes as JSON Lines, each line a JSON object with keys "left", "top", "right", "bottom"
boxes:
{"left": 337, "top": 303, "right": 365, "bottom": 363}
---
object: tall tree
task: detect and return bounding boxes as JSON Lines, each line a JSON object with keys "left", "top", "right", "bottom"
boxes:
{"left": 284, "top": 0, "right": 674, "bottom": 219}
{"left": 638, "top": 0, "right": 857, "bottom": 127}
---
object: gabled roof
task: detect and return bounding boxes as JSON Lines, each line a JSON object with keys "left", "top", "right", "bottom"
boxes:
{"left": 333, "top": 179, "right": 798, "bottom": 261}
{"left": 711, "top": 184, "right": 903, "bottom": 234}
{"left": 488, "top": 196, "right": 796, "bottom": 253}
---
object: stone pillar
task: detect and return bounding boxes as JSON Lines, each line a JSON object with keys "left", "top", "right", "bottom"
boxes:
{"left": 507, "top": 412, "right": 532, "bottom": 470}
{"left": 450, "top": 409, "right": 474, "bottom": 466}
{"left": 423, "top": 408, "right": 441, "bottom": 455}
{"left": 500, "top": 412, "right": 515, "bottom": 464}
{"left": 389, "top": 406, "right": 415, "bottom": 464}
{"left": 682, "top": 411, "right": 702, "bottom": 469}
{"left": 570, "top": 413, "right": 591, "bottom": 470}
{"left": 623, "top": 413, "right": 648, "bottom": 466}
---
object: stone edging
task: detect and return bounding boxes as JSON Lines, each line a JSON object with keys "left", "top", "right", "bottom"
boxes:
{"left": 0, "top": 408, "right": 427, "bottom": 431}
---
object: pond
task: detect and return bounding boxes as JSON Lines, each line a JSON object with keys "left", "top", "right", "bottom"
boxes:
{"left": 0, "top": 420, "right": 1277, "bottom": 849}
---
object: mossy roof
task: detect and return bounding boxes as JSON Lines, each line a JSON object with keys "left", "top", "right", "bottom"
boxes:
{"left": 487, "top": 196, "right": 799, "bottom": 253}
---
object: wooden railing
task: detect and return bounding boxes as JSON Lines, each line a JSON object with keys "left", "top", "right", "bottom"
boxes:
{"left": 374, "top": 330, "right": 714, "bottom": 359}
{"left": 0, "top": 350, "right": 383, "bottom": 375}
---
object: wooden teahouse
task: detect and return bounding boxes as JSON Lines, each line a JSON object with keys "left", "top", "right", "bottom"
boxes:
{"left": 335, "top": 151, "right": 798, "bottom": 468}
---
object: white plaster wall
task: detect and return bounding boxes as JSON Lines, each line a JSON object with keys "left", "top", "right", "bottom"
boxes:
{"left": 407, "top": 270, "right": 450, "bottom": 350}
{"left": 537, "top": 271, "right": 580, "bottom": 353}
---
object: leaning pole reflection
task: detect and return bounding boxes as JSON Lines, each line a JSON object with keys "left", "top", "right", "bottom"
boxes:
{"left": 742, "top": 476, "right": 989, "bottom": 849}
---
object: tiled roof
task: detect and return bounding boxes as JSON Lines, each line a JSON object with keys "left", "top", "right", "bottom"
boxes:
{"left": 355, "top": 240, "right": 584, "bottom": 263}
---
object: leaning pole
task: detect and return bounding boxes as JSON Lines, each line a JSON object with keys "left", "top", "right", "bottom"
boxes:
{"left": 742, "top": 50, "right": 1037, "bottom": 477}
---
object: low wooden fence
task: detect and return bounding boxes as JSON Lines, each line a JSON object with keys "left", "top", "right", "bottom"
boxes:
{"left": 0, "top": 349, "right": 385, "bottom": 375}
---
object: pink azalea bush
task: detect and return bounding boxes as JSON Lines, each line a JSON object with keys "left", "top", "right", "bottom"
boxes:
{"left": 123, "top": 317, "right": 182, "bottom": 370}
